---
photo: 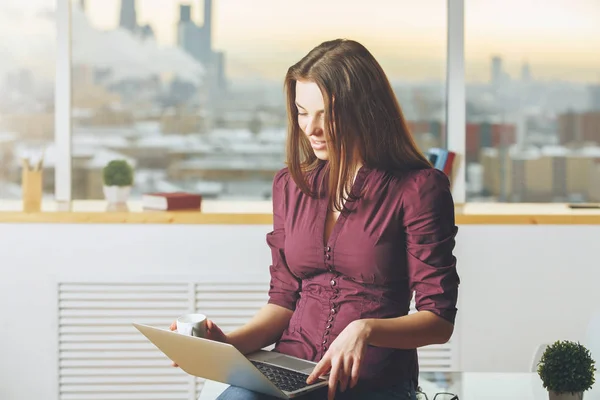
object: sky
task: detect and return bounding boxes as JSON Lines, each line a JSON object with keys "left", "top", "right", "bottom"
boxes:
{"left": 0, "top": 0, "right": 599, "bottom": 83}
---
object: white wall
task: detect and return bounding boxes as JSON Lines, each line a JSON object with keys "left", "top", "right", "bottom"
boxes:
{"left": 1, "top": 223, "right": 599, "bottom": 400}
{"left": 457, "top": 225, "right": 600, "bottom": 370}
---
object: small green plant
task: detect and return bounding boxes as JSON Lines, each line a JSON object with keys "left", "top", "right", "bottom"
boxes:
{"left": 102, "top": 160, "right": 134, "bottom": 187}
{"left": 538, "top": 340, "right": 596, "bottom": 394}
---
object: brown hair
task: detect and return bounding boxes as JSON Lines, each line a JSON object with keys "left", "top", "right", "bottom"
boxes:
{"left": 284, "top": 38, "right": 432, "bottom": 211}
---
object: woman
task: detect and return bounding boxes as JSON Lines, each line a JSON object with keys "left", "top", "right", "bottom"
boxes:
{"left": 172, "top": 39, "right": 460, "bottom": 400}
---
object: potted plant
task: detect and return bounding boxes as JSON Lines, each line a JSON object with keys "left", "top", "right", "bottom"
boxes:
{"left": 102, "top": 159, "right": 134, "bottom": 204}
{"left": 537, "top": 340, "right": 596, "bottom": 400}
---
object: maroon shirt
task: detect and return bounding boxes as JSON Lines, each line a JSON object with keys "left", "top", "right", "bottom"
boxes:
{"left": 266, "top": 162, "right": 459, "bottom": 388}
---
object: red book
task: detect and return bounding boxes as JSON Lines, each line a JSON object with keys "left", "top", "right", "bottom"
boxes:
{"left": 142, "top": 192, "right": 202, "bottom": 211}
{"left": 443, "top": 151, "right": 456, "bottom": 176}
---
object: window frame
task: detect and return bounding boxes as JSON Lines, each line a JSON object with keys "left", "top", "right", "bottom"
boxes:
{"left": 55, "top": 0, "right": 72, "bottom": 203}
{"left": 446, "top": 0, "right": 466, "bottom": 204}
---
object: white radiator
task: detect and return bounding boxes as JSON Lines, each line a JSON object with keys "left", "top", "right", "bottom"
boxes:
{"left": 58, "top": 281, "right": 194, "bottom": 400}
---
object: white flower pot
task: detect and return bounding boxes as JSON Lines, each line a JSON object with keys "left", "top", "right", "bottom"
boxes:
{"left": 549, "top": 391, "right": 584, "bottom": 400}
{"left": 103, "top": 185, "right": 131, "bottom": 204}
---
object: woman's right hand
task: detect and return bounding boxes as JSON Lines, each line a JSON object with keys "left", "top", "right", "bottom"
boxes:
{"left": 169, "top": 319, "right": 228, "bottom": 367}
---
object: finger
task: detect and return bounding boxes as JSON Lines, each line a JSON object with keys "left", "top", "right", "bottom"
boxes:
{"left": 207, "top": 320, "right": 222, "bottom": 336}
{"left": 307, "top": 356, "right": 330, "bottom": 384}
{"left": 169, "top": 320, "right": 177, "bottom": 331}
{"left": 328, "top": 358, "right": 341, "bottom": 400}
{"left": 205, "top": 320, "right": 214, "bottom": 337}
{"left": 350, "top": 357, "right": 361, "bottom": 388}
{"left": 307, "top": 355, "right": 329, "bottom": 383}
{"left": 207, "top": 320, "right": 221, "bottom": 334}
{"left": 339, "top": 357, "right": 352, "bottom": 392}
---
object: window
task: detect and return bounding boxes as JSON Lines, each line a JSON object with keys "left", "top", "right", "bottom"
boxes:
{"left": 0, "top": 0, "right": 56, "bottom": 199}
{"left": 465, "top": 0, "right": 600, "bottom": 202}
{"left": 71, "top": 0, "right": 447, "bottom": 200}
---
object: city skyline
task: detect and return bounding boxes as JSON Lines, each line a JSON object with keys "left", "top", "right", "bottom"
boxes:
{"left": 82, "top": 0, "right": 600, "bottom": 83}
{"left": 0, "top": 0, "right": 599, "bottom": 83}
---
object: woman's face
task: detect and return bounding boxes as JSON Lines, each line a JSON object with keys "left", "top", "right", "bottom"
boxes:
{"left": 295, "top": 80, "right": 329, "bottom": 160}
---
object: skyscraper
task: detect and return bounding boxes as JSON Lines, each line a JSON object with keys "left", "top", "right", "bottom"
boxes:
{"left": 203, "top": 0, "right": 213, "bottom": 54}
{"left": 177, "top": 5, "right": 202, "bottom": 60}
{"left": 176, "top": 0, "right": 227, "bottom": 98}
{"left": 590, "top": 85, "right": 600, "bottom": 111}
{"left": 491, "top": 56, "right": 503, "bottom": 86}
{"left": 177, "top": 1, "right": 212, "bottom": 64}
{"left": 180, "top": 4, "right": 192, "bottom": 23}
{"left": 119, "top": 0, "right": 137, "bottom": 32}
{"left": 118, "top": 0, "right": 155, "bottom": 40}
{"left": 521, "top": 61, "right": 531, "bottom": 82}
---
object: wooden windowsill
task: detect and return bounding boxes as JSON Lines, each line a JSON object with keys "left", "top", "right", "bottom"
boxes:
{"left": 453, "top": 203, "right": 600, "bottom": 225}
{"left": 0, "top": 200, "right": 599, "bottom": 225}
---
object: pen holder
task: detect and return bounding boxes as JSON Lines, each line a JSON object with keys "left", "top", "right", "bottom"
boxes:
{"left": 22, "top": 168, "right": 43, "bottom": 213}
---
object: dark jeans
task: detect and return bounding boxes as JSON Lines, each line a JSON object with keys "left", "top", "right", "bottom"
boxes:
{"left": 215, "top": 381, "right": 417, "bottom": 400}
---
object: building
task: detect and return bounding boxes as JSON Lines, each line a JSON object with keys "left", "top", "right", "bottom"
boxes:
{"left": 176, "top": 1, "right": 227, "bottom": 99}
{"left": 557, "top": 111, "right": 600, "bottom": 146}
{"left": 491, "top": 56, "right": 503, "bottom": 87}
{"left": 118, "top": 0, "right": 155, "bottom": 40}
{"left": 466, "top": 122, "right": 517, "bottom": 163}
{"left": 520, "top": 61, "right": 531, "bottom": 82}
{"left": 590, "top": 85, "right": 600, "bottom": 111}
{"left": 480, "top": 145, "right": 600, "bottom": 202}
{"left": 590, "top": 163, "right": 600, "bottom": 201}
{"left": 119, "top": 0, "right": 137, "bottom": 32}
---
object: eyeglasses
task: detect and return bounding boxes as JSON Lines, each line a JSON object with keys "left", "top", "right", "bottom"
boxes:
{"left": 415, "top": 389, "right": 459, "bottom": 400}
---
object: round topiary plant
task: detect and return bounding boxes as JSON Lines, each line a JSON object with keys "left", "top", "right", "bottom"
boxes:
{"left": 538, "top": 340, "right": 596, "bottom": 395}
{"left": 103, "top": 160, "right": 134, "bottom": 187}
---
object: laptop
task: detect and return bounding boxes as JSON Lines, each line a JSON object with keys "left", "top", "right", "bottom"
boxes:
{"left": 133, "top": 323, "right": 328, "bottom": 399}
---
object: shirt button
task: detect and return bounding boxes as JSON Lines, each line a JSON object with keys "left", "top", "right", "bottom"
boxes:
{"left": 327, "top": 316, "right": 333, "bottom": 322}
{"left": 331, "top": 308, "right": 336, "bottom": 314}
{"left": 326, "top": 254, "right": 331, "bottom": 260}
{"left": 325, "top": 330, "right": 330, "bottom": 336}
{"left": 330, "top": 279, "right": 336, "bottom": 286}
{"left": 326, "top": 324, "right": 332, "bottom": 329}
{"left": 322, "top": 338, "right": 328, "bottom": 344}
{"left": 326, "top": 246, "right": 331, "bottom": 252}
{"left": 323, "top": 345, "right": 328, "bottom": 351}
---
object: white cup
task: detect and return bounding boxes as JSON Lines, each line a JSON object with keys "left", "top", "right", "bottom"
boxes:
{"left": 176, "top": 313, "right": 208, "bottom": 338}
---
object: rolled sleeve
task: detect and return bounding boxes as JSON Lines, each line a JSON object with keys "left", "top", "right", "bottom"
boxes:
{"left": 403, "top": 169, "right": 460, "bottom": 324}
{"left": 266, "top": 168, "right": 301, "bottom": 311}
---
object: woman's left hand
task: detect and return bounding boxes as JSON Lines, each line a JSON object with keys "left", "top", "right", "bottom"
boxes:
{"left": 306, "top": 319, "right": 370, "bottom": 400}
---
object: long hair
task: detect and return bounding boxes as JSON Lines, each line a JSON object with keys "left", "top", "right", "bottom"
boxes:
{"left": 284, "top": 38, "right": 432, "bottom": 211}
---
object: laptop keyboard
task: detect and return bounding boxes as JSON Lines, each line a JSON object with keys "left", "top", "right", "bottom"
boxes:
{"left": 250, "top": 360, "right": 313, "bottom": 392}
